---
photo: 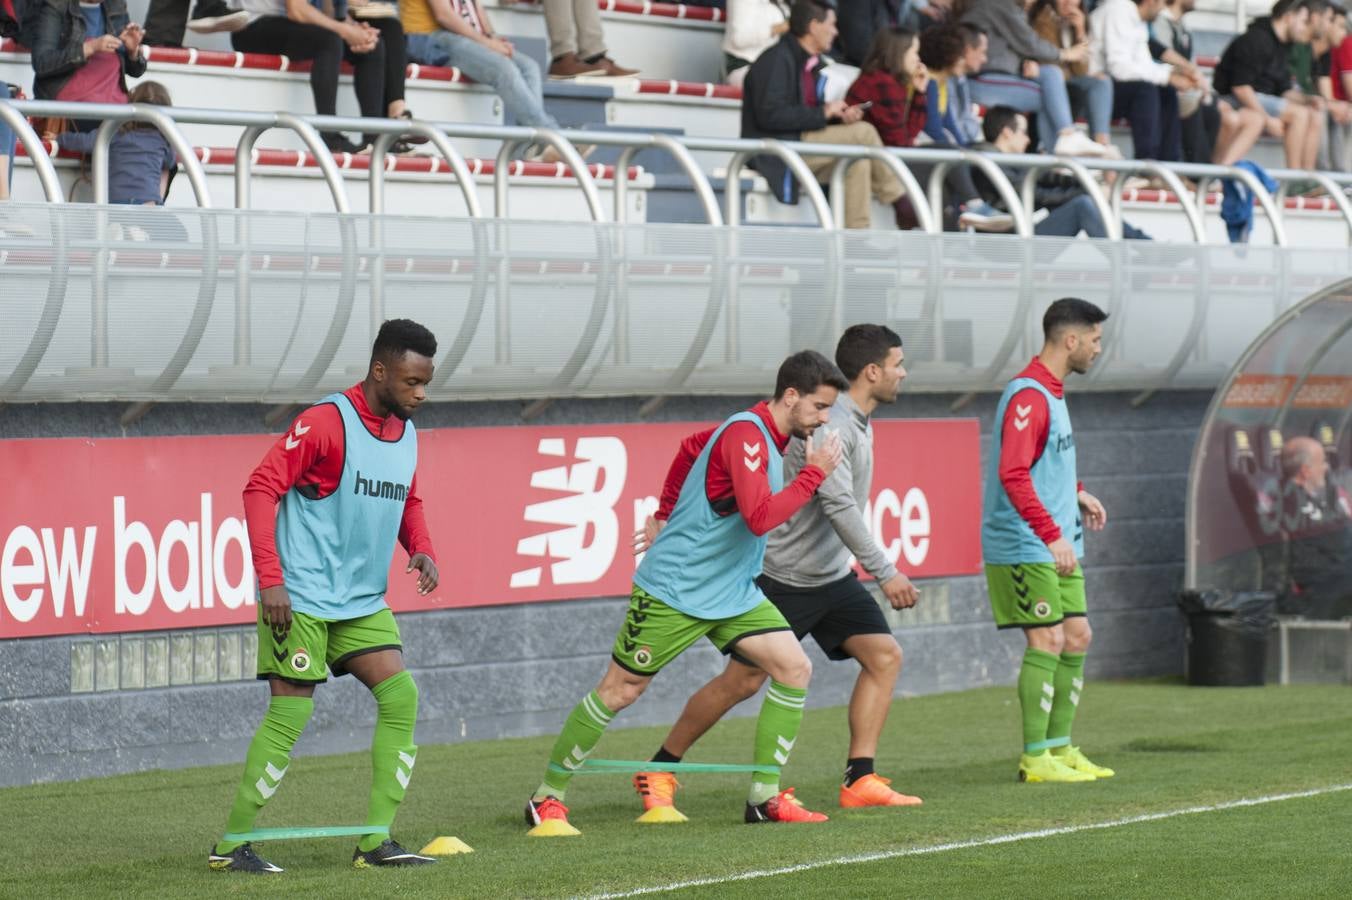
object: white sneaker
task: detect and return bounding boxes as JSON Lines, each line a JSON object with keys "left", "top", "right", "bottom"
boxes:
{"left": 1053, "top": 130, "right": 1112, "bottom": 158}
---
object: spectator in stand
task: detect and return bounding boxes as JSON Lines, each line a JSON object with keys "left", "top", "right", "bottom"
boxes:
{"left": 0, "top": 0, "right": 17, "bottom": 202}
{"left": 742, "top": 0, "right": 906, "bottom": 229}
{"left": 29, "top": 0, "right": 147, "bottom": 127}
{"left": 918, "top": 23, "right": 972, "bottom": 143}
{"left": 1213, "top": 0, "right": 1322, "bottom": 171}
{"left": 541, "top": 0, "right": 639, "bottom": 78}
{"left": 724, "top": 0, "right": 792, "bottom": 87}
{"left": 1293, "top": 0, "right": 1352, "bottom": 171}
{"left": 846, "top": 25, "right": 1014, "bottom": 227}
{"left": 142, "top": 0, "right": 250, "bottom": 47}
{"left": 833, "top": 0, "right": 956, "bottom": 67}
{"left": 402, "top": 0, "right": 561, "bottom": 136}
{"left": 1030, "top": 0, "right": 1114, "bottom": 150}
{"left": 951, "top": 22, "right": 987, "bottom": 143}
{"left": 230, "top": 0, "right": 415, "bottom": 154}
{"left": 1325, "top": 2, "right": 1352, "bottom": 168}
{"left": 58, "top": 80, "right": 180, "bottom": 206}
{"left": 959, "top": 0, "right": 1110, "bottom": 156}
{"left": 974, "top": 105, "right": 1152, "bottom": 237}
{"left": 1088, "top": 0, "right": 1188, "bottom": 161}
{"left": 1153, "top": 0, "right": 1266, "bottom": 166}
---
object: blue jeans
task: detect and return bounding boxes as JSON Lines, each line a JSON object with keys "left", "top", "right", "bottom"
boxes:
{"left": 1036, "top": 195, "right": 1151, "bottom": 240}
{"left": 970, "top": 65, "right": 1074, "bottom": 140}
{"left": 406, "top": 31, "right": 559, "bottom": 129}
{"left": 1068, "top": 73, "right": 1112, "bottom": 138}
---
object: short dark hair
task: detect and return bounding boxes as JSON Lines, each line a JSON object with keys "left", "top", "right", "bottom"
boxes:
{"left": 774, "top": 350, "right": 849, "bottom": 399}
{"left": 1273, "top": 0, "right": 1306, "bottom": 18}
{"left": 789, "top": 0, "right": 836, "bottom": 37}
{"left": 835, "top": 324, "right": 902, "bottom": 381}
{"left": 957, "top": 22, "right": 986, "bottom": 47}
{"left": 372, "top": 318, "right": 437, "bottom": 364}
{"left": 1299, "top": 0, "right": 1331, "bottom": 14}
{"left": 919, "top": 23, "right": 966, "bottom": 71}
{"left": 1042, "top": 298, "right": 1109, "bottom": 340}
{"left": 982, "top": 105, "right": 1024, "bottom": 143}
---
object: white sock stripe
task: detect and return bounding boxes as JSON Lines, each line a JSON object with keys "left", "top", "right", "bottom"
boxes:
{"left": 583, "top": 783, "right": 1352, "bottom": 899}
{"left": 398, "top": 750, "right": 417, "bottom": 768}
{"left": 1072, "top": 677, "right": 1085, "bottom": 691}
{"left": 1041, "top": 683, "right": 1055, "bottom": 697}
{"left": 1070, "top": 691, "right": 1081, "bottom": 706}
{"left": 582, "top": 694, "right": 613, "bottom": 725}
{"left": 264, "top": 761, "right": 288, "bottom": 781}
{"left": 766, "top": 689, "right": 806, "bottom": 708}
{"left": 1040, "top": 698, "right": 1053, "bottom": 713}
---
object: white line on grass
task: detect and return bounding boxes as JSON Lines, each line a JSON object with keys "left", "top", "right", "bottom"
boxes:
{"left": 584, "top": 782, "right": 1352, "bottom": 899}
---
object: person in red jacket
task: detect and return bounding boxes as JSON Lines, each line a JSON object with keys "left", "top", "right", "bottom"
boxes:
{"left": 846, "top": 25, "right": 1013, "bottom": 230}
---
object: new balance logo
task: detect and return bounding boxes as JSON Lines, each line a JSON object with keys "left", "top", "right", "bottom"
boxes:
{"left": 354, "top": 471, "right": 409, "bottom": 501}
{"left": 284, "top": 420, "right": 310, "bottom": 450}
{"left": 1013, "top": 404, "right": 1032, "bottom": 432}
{"left": 512, "top": 437, "right": 627, "bottom": 589}
{"left": 773, "top": 735, "right": 796, "bottom": 765}
{"left": 255, "top": 761, "right": 288, "bottom": 800}
{"left": 395, "top": 750, "right": 416, "bottom": 789}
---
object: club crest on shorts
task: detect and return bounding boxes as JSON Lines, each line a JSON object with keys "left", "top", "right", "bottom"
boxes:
{"left": 290, "top": 648, "right": 312, "bottom": 672}
{"left": 634, "top": 647, "right": 653, "bottom": 667}
{"left": 1034, "top": 600, "right": 1052, "bottom": 619}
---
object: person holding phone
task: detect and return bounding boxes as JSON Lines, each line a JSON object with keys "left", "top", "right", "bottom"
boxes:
{"left": 29, "top": 0, "right": 147, "bottom": 124}
{"left": 741, "top": 0, "right": 907, "bottom": 229}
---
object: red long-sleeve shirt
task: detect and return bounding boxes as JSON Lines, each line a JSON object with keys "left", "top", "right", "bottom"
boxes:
{"left": 846, "top": 70, "right": 928, "bottom": 148}
{"left": 243, "top": 383, "right": 435, "bottom": 590}
{"left": 653, "top": 402, "right": 826, "bottom": 536}
{"left": 997, "top": 358, "right": 1085, "bottom": 545}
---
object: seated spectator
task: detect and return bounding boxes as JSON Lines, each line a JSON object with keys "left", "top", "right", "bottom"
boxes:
{"left": 1, "top": 2, "right": 17, "bottom": 201}
{"left": 1031, "top": 0, "right": 1114, "bottom": 150}
{"left": 541, "top": 0, "right": 638, "bottom": 78}
{"left": 1212, "top": 0, "right": 1323, "bottom": 171}
{"left": 230, "top": 0, "right": 414, "bottom": 153}
{"left": 402, "top": 0, "right": 561, "bottom": 135}
{"left": 973, "top": 105, "right": 1152, "bottom": 237}
{"left": 1278, "top": 435, "right": 1352, "bottom": 620}
{"left": 1088, "top": 0, "right": 1186, "bottom": 161}
{"left": 959, "top": 0, "right": 1110, "bottom": 156}
{"left": 834, "top": 0, "right": 955, "bottom": 66}
{"left": 951, "top": 22, "right": 988, "bottom": 144}
{"left": 742, "top": 0, "right": 905, "bottom": 229}
{"left": 1295, "top": 0, "right": 1352, "bottom": 172}
{"left": 142, "top": 0, "right": 250, "bottom": 47}
{"left": 29, "top": 0, "right": 147, "bottom": 126}
{"left": 1327, "top": 1, "right": 1352, "bottom": 168}
{"left": 847, "top": 25, "right": 1013, "bottom": 227}
{"left": 58, "top": 81, "right": 179, "bottom": 207}
{"left": 1154, "top": 0, "right": 1265, "bottom": 166}
{"left": 725, "top": 0, "right": 791, "bottom": 87}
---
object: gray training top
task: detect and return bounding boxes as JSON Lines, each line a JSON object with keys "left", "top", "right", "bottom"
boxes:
{"left": 762, "top": 391, "right": 900, "bottom": 588}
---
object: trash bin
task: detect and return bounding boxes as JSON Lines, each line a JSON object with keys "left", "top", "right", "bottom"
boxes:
{"left": 1177, "top": 590, "right": 1277, "bottom": 686}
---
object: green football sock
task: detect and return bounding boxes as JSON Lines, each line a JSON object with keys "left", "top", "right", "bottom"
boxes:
{"left": 1018, "top": 647, "right": 1061, "bottom": 756}
{"left": 215, "top": 695, "right": 313, "bottom": 854}
{"left": 749, "top": 681, "right": 806, "bottom": 805}
{"left": 360, "top": 671, "right": 420, "bottom": 853}
{"left": 1046, "top": 652, "right": 1086, "bottom": 750}
{"left": 536, "top": 690, "right": 614, "bottom": 801}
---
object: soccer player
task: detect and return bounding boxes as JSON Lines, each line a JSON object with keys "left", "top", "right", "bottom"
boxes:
{"left": 631, "top": 324, "right": 925, "bottom": 820}
{"left": 524, "top": 351, "right": 848, "bottom": 834}
{"left": 209, "top": 320, "right": 442, "bottom": 873}
{"left": 983, "top": 298, "right": 1114, "bottom": 784}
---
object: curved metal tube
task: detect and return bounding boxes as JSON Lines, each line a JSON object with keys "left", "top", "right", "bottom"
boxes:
{"left": 826, "top": 149, "right": 936, "bottom": 233}
{"left": 276, "top": 113, "right": 351, "bottom": 214}
{"left": 1292, "top": 170, "right": 1352, "bottom": 242}
{"left": 538, "top": 220, "right": 614, "bottom": 399}
{"left": 370, "top": 124, "right": 482, "bottom": 217}
{"left": 1272, "top": 316, "right": 1352, "bottom": 433}
{"left": 925, "top": 152, "right": 1032, "bottom": 236}
{"left": 1, "top": 206, "right": 70, "bottom": 398}
{"left": 613, "top": 145, "right": 640, "bottom": 224}
{"left": 495, "top": 130, "right": 606, "bottom": 222}
{"left": 1133, "top": 245, "right": 1210, "bottom": 406}
{"left": 92, "top": 105, "right": 213, "bottom": 207}
{"left": 0, "top": 101, "right": 63, "bottom": 202}
{"left": 234, "top": 124, "right": 267, "bottom": 210}
{"left": 651, "top": 133, "right": 723, "bottom": 226}
{"left": 431, "top": 217, "right": 493, "bottom": 388}
{"left": 494, "top": 138, "right": 524, "bottom": 219}
{"left": 729, "top": 140, "right": 833, "bottom": 228}
{"left": 1133, "top": 162, "right": 1205, "bottom": 243}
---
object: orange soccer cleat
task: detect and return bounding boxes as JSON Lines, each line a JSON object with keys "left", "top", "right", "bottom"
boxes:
{"left": 839, "top": 773, "right": 924, "bottom": 808}
{"left": 745, "top": 788, "right": 829, "bottom": 824}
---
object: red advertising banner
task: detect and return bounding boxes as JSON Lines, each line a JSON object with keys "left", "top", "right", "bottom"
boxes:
{"left": 1, "top": 418, "right": 981, "bottom": 638}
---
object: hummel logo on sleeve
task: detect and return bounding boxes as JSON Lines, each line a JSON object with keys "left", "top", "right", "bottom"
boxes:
{"left": 284, "top": 420, "right": 311, "bottom": 450}
{"left": 1013, "top": 404, "right": 1032, "bottom": 432}
{"left": 743, "top": 441, "right": 763, "bottom": 472}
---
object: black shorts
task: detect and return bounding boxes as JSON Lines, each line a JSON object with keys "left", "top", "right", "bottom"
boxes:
{"left": 732, "top": 572, "right": 892, "bottom": 664}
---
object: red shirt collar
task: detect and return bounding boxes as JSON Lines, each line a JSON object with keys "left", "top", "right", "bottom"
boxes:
{"left": 750, "top": 400, "right": 791, "bottom": 451}
{"left": 343, "top": 382, "right": 407, "bottom": 441}
{"left": 1018, "top": 357, "right": 1065, "bottom": 399}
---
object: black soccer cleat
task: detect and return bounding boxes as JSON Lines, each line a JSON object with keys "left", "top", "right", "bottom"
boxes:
{"left": 352, "top": 838, "right": 438, "bottom": 868}
{"left": 208, "top": 842, "right": 284, "bottom": 874}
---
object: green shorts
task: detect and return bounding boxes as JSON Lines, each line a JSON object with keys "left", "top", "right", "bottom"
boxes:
{"left": 257, "top": 607, "right": 402, "bottom": 684}
{"left": 985, "top": 563, "right": 1086, "bottom": 629}
{"left": 610, "top": 585, "right": 792, "bottom": 676}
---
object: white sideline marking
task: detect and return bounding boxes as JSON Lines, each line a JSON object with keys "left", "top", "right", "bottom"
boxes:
{"left": 584, "top": 783, "right": 1352, "bottom": 899}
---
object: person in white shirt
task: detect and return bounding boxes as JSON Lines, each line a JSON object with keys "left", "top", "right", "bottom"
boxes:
{"left": 1089, "top": 0, "right": 1196, "bottom": 159}
{"left": 724, "top": 0, "right": 792, "bottom": 87}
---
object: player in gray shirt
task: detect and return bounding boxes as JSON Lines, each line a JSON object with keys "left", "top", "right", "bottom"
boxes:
{"left": 631, "top": 325, "right": 925, "bottom": 817}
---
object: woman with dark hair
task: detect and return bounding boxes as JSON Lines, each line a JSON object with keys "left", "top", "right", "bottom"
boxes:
{"left": 1029, "top": 0, "right": 1114, "bottom": 150}
{"left": 847, "top": 26, "right": 1013, "bottom": 229}
{"left": 29, "top": 0, "right": 147, "bottom": 115}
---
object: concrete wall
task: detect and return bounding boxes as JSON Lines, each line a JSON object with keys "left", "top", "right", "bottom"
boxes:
{"left": 0, "top": 389, "right": 1206, "bottom": 786}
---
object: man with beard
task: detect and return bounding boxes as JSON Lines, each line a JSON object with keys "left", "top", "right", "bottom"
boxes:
{"left": 209, "top": 319, "right": 441, "bottom": 872}
{"left": 982, "top": 298, "right": 1114, "bottom": 784}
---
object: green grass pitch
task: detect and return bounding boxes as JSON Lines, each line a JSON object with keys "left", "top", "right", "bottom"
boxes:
{"left": 5, "top": 680, "right": 1349, "bottom": 899}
